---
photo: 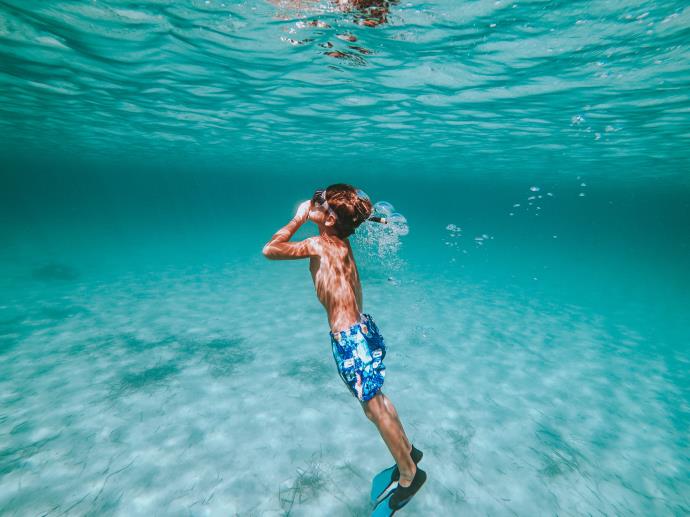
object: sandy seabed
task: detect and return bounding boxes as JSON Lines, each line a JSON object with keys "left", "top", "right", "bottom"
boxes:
{"left": 0, "top": 257, "right": 688, "bottom": 516}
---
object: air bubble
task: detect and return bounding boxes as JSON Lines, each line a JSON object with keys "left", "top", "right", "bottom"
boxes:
{"left": 354, "top": 207, "right": 409, "bottom": 271}
{"left": 388, "top": 213, "right": 409, "bottom": 236}
{"left": 356, "top": 189, "right": 371, "bottom": 201}
{"left": 374, "top": 201, "right": 395, "bottom": 216}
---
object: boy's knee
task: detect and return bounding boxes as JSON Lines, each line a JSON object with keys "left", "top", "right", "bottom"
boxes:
{"left": 362, "top": 392, "right": 384, "bottom": 421}
{"left": 362, "top": 401, "right": 376, "bottom": 421}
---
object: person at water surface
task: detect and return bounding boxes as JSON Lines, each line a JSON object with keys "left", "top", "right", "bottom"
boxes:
{"left": 270, "top": 0, "right": 398, "bottom": 26}
{"left": 262, "top": 184, "right": 426, "bottom": 511}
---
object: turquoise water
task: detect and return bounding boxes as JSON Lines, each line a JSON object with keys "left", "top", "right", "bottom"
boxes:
{"left": 1, "top": 1, "right": 689, "bottom": 515}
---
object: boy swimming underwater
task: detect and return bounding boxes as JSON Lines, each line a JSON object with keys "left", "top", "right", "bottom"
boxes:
{"left": 262, "top": 184, "right": 426, "bottom": 513}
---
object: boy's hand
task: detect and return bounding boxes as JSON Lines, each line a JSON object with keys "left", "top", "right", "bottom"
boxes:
{"left": 293, "top": 200, "right": 311, "bottom": 225}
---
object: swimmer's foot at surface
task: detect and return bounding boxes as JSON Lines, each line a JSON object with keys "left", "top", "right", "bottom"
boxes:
{"left": 296, "top": 19, "right": 331, "bottom": 29}
{"left": 326, "top": 50, "right": 347, "bottom": 59}
{"left": 337, "top": 32, "right": 357, "bottom": 42}
{"left": 349, "top": 45, "right": 372, "bottom": 55}
{"left": 324, "top": 50, "right": 367, "bottom": 65}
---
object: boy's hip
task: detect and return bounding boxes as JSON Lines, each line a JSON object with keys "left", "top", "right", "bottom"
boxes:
{"left": 330, "top": 314, "right": 386, "bottom": 370}
{"left": 330, "top": 313, "right": 384, "bottom": 344}
{"left": 330, "top": 314, "right": 387, "bottom": 402}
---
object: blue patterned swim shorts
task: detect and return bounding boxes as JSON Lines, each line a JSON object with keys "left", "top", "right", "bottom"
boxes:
{"left": 330, "top": 313, "right": 386, "bottom": 402}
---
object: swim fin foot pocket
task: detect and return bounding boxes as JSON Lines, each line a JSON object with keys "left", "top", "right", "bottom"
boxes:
{"left": 371, "top": 467, "right": 427, "bottom": 516}
{"left": 370, "top": 445, "right": 424, "bottom": 505}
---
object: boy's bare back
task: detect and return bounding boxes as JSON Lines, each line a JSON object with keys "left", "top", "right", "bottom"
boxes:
{"left": 309, "top": 235, "right": 364, "bottom": 333}
{"left": 262, "top": 185, "right": 374, "bottom": 334}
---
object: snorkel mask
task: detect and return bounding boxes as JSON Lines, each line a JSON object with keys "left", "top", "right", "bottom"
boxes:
{"left": 312, "top": 188, "right": 388, "bottom": 224}
{"left": 355, "top": 188, "right": 387, "bottom": 224}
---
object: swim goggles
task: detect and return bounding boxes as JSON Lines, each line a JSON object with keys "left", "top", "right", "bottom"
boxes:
{"left": 311, "top": 189, "right": 335, "bottom": 217}
{"left": 312, "top": 188, "right": 328, "bottom": 208}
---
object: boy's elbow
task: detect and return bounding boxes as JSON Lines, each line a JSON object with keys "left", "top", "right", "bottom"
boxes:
{"left": 262, "top": 244, "right": 274, "bottom": 259}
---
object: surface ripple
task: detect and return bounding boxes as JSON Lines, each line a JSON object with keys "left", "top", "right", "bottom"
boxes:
{"left": 1, "top": 0, "right": 689, "bottom": 178}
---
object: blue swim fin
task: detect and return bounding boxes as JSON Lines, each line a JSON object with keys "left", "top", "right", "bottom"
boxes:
{"left": 370, "top": 465, "right": 398, "bottom": 505}
{"left": 371, "top": 468, "right": 427, "bottom": 516}
{"left": 370, "top": 445, "right": 423, "bottom": 505}
{"left": 372, "top": 489, "right": 397, "bottom": 517}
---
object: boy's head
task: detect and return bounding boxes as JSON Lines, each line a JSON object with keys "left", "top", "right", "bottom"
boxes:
{"left": 310, "top": 183, "right": 373, "bottom": 238}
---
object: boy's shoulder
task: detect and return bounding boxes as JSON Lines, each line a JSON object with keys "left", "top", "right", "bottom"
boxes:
{"left": 309, "top": 235, "right": 350, "bottom": 255}
{"left": 306, "top": 236, "right": 326, "bottom": 256}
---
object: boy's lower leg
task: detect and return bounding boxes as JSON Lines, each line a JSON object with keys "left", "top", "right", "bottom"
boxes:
{"left": 364, "top": 391, "right": 416, "bottom": 487}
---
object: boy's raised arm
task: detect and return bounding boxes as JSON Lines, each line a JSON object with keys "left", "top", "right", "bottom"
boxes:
{"left": 262, "top": 201, "right": 317, "bottom": 260}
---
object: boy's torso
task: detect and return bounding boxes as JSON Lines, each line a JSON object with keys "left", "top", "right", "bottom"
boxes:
{"left": 309, "top": 235, "right": 364, "bottom": 333}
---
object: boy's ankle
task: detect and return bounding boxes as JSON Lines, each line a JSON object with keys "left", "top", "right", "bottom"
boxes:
{"left": 398, "top": 464, "right": 416, "bottom": 487}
